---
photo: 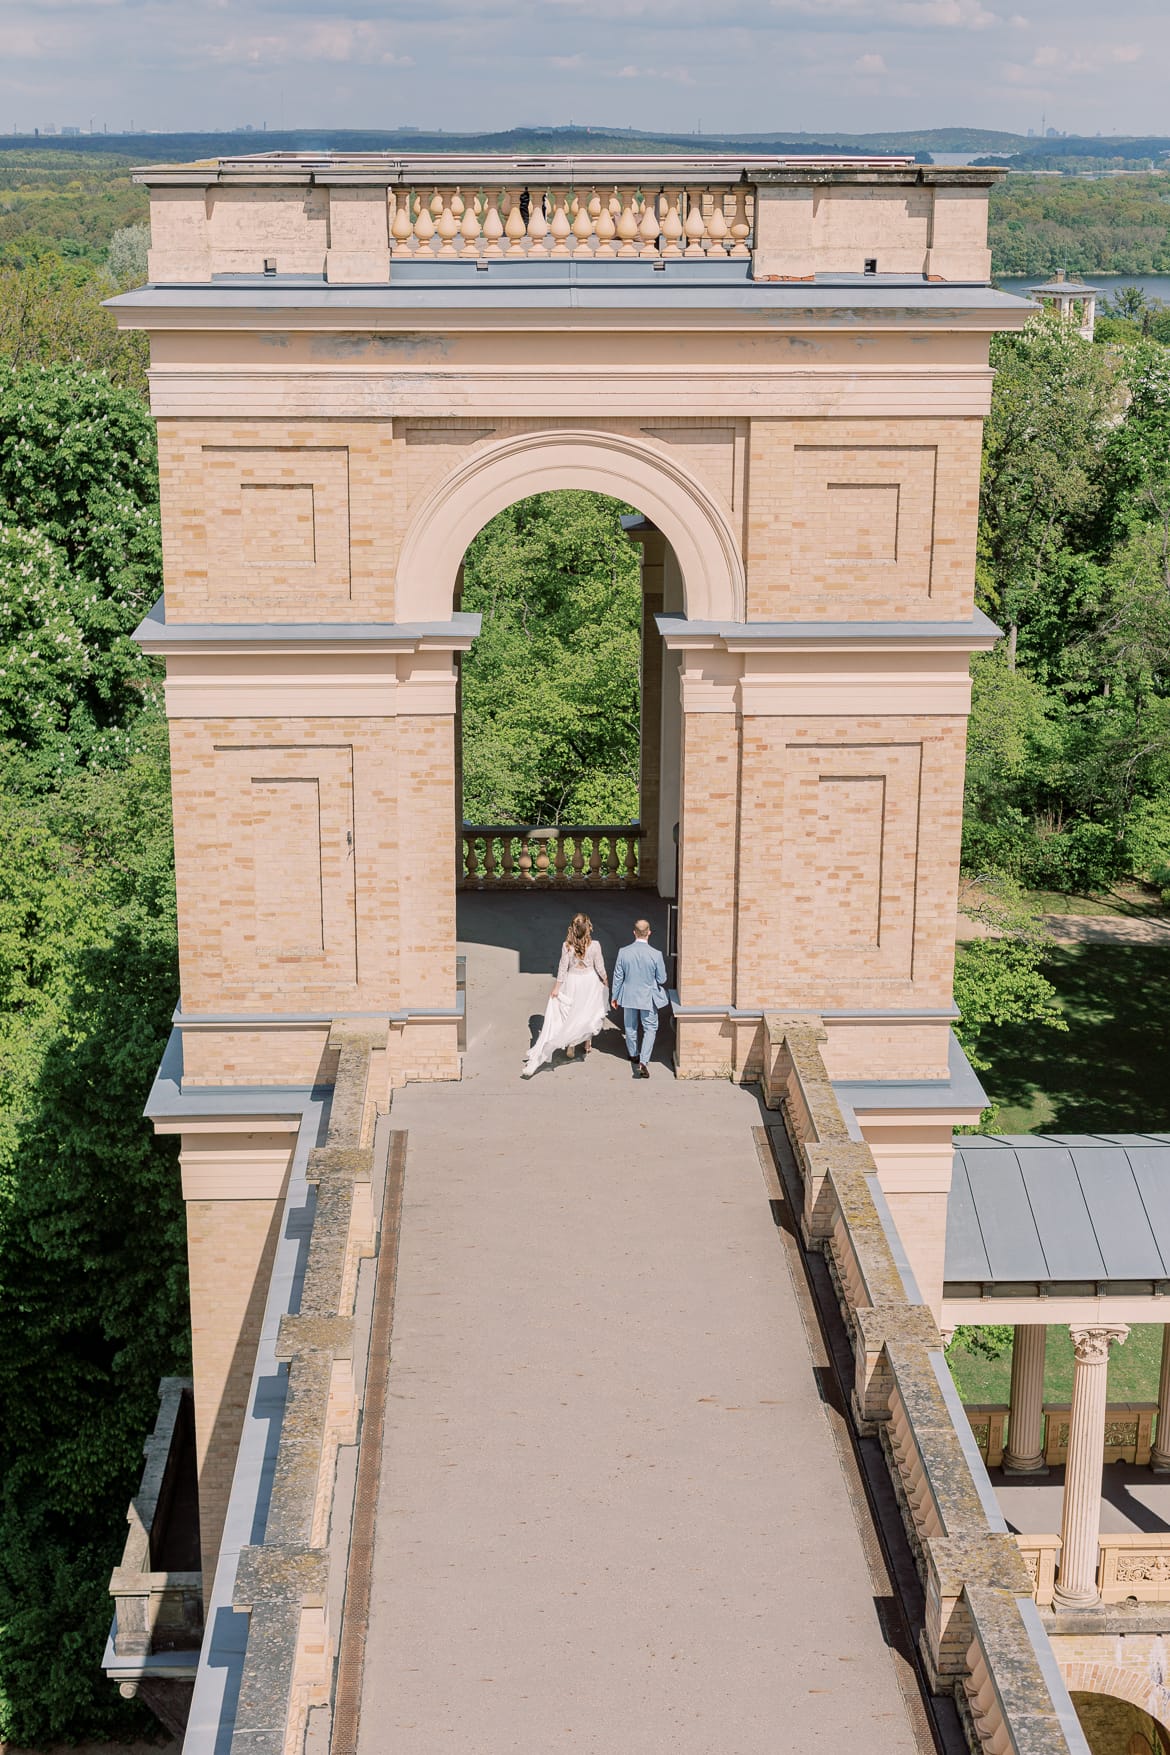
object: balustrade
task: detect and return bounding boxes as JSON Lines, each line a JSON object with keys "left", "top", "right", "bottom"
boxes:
{"left": 964, "top": 1400, "right": 1159, "bottom": 1470}
{"left": 461, "top": 825, "right": 644, "bottom": 888}
{"left": 389, "top": 183, "right": 752, "bottom": 262}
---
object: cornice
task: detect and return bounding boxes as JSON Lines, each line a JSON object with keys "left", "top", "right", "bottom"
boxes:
{"left": 132, "top": 597, "right": 481, "bottom": 656}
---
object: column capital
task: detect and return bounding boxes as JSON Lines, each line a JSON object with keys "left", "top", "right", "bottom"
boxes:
{"left": 1068, "top": 1325, "right": 1129, "bottom": 1364}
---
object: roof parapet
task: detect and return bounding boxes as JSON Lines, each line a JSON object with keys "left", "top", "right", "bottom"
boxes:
{"left": 137, "top": 153, "right": 1001, "bottom": 287}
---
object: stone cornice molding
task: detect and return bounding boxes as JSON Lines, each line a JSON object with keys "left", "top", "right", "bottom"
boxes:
{"left": 658, "top": 611, "right": 1001, "bottom": 654}
{"left": 132, "top": 598, "right": 481, "bottom": 657}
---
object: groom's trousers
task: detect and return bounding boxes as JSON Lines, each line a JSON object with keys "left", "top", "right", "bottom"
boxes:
{"left": 622, "top": 1005, "right": 657, "bottom": 1065}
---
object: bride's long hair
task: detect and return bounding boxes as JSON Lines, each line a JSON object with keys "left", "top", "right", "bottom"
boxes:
{"left": 566, "top": 912, "right": 592, "bottom": 962}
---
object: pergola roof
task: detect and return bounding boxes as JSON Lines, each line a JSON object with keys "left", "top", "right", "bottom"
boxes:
{"left": 946, "top": 1134, "right": 1170, "bottom": 1290}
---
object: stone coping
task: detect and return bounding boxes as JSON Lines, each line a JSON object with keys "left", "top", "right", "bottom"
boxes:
{"left": 762, "top": 1014, "right": 1090, "bottom": 1752}
{"left": 225, "top": 1024, "right": 389, "bottom": 1755}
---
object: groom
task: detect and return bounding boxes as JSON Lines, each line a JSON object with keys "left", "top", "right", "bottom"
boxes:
{"left": 611, "top": 918, "right": 669, "bottom": 1079}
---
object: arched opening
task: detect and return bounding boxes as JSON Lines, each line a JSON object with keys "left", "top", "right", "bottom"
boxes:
{"left": 455, "top": 486, "right": 685, "bottom": 903}
{"left": 1062, "top": 1666, "right": 1170, "bottom": 1754}
{"left": 395, "top": 427, "right": 745, "bottom": 626}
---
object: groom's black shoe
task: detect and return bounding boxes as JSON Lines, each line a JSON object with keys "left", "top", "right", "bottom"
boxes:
{"left": 630, "top": 1057, "right": 641, "bottom": 1076}
{"left": 639, "top": 1063, "right": 650, "bottom": 1079}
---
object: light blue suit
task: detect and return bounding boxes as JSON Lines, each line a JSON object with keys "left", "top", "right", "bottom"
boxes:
{"left": 611, "top": 938, "right": 668, "bottom": 1065}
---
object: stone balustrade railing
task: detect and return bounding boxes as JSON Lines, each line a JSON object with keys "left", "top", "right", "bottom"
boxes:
{"left": 388, "top": 182, "right": 752, "bottom": 260}
{"left": 1017, "top": 1531, "right": 1170, "bottom": 1609}
{"left": 461, "top": 825, "right": 645, "bottom": 888}
{"left": 966, "top": 1401, "right": 1160, "bottom": 1471}
{"left": 761, "top": 1015, "right": 1090, "bottom": 1753}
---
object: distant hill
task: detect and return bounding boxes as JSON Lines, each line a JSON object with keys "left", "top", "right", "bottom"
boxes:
{"left": 0, "top": 124, "right": 1025, "bottom": 162}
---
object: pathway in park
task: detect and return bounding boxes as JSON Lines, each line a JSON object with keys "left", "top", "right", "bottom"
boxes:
{"left": 353, "top": 894, "right": 927, "bottom": 1753}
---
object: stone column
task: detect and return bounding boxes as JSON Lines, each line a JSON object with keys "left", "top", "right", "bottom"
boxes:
{"left": 1004, "top": 1324, "right": 1048, "bottom": 1474}
{"left": 1054, "top": 1325, "right": 1129, "bottom": 1609}
{"left": 1150, "top": 1327, "right": 1170, "bottom": 1472}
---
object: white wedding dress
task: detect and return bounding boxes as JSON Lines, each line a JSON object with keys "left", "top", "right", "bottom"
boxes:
{"left": 523, "top": 939, "right": 609, "bottom": 1077}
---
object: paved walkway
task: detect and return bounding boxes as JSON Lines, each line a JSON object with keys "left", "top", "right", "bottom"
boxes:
{"left": 994, "top": 1461, "right": 1170, "bottom": 1537}
{"left": 355, "top": 895, "right": 923, "bottom": 1753}
{"left": 958, "top": 911, "right": 1170, "bottom": 944}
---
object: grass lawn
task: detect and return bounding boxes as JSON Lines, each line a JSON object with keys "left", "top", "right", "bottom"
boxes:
{"left": 974, "top": 943, "right": 1170, "bottom": 1134}
{"left": 950, "top": 943, "right": 1170, "bottom": 1404}
{"left": 948, "top": 1323, "right": 1166, "bottom": 1405}
{"left": 1024, "top": 883, "right": 1167, "bottom": 919}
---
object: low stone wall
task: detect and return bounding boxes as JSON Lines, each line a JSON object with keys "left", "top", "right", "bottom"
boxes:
{"left": 762, "top": 1014, "right": 1091, "bottom": 1755}
{"left": 106, "top": 1376, "right": 203, "bottom": 1738}
{"left": 227, "top": 1022, "right": 389, "bottom": 1755}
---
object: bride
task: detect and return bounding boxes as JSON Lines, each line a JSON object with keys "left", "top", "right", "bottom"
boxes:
{"left": 523, "top": 912, "right": 609, "bottom": 1078}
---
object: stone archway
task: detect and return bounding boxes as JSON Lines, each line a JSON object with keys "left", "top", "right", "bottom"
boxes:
{"left": 1064, "top": 1663, "right": 1170, "bottom": 1753}
{"left": 394, "top": 427, "right": 746, "bottom": 625}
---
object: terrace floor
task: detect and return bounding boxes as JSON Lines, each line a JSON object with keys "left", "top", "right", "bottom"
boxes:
{"left": 350, "top": 892, "right": 931, "bottom": 1753}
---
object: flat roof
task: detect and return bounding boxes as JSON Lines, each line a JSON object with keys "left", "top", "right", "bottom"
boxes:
{"left": 109, "top": 258, "right": 1032, "bottom": 319}
{"left": 132, "top": 151, "right": 1003, "bottom": 188}
{"left": 947, "top": 1134, "right": 1170, "bottom": 1290}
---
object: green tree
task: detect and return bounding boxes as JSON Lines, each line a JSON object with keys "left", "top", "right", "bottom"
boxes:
{"left": 460, "top": 491, "right": 642, "bottom": 825}
{"left": 979, "top": 313, "right": 1119, "bottom": 668}
{"left": 954, "top": 874, "right": 1067, "bottom": 1070}
{"left": 0, "top": 360, "right": 161, "bottom": 786}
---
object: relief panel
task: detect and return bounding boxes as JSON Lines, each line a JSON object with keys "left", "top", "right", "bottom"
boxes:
{"left": 782, "top": 741, "right": 922, "bottom": 981}
{"left": 793, "top": 445, "right": 937, "bottom": 599}
{"left": 216, "top": 744, "right": 358, "bottom": 985}
{"left": 202, "top": 446, "right": 351, "bottom": 612}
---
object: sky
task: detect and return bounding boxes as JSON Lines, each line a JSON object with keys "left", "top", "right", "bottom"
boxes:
{"left": 0, "top": 0, "right": 1164, "bottom": 140}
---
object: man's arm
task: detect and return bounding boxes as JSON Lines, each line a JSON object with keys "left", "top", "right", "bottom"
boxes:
{"left": 654, "top": 948, "right": 667, "bottom": 984}
{"left": 611, "top": 948, "right": 626, "bottom": 1008}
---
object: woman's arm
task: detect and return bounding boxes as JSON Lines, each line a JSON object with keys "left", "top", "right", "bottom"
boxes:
{"left": 552, "top": 943, "right": 571, "bottom": 995}
{"left": 592, "top": 941, "right": 607, "bottom": 983}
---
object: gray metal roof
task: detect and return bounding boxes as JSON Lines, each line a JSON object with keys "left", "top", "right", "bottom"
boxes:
{"left": 946, "top": 1134, "right": 1170, "bottom": 1288}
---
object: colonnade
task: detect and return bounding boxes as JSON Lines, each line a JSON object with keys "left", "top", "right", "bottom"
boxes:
{"left": 996, "top": 1323, "right": 1170, "bottom": 1608}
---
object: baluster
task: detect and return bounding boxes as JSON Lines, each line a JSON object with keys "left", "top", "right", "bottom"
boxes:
{"left": 572, "top": 188, "right": 596, "bottom": 254}
{"left": 554, "top": 837, "right": 567, "bottom": 880}
{"left": 549, "top": 188, "right": 572, "bottom": 257}
{"left": 660, "top": 186, "right": 684, "bottom": 257}
{"left": 390, "top": 187, "right": 414, "bottom": 253}
{"left": 638, "top": 187, "right": 661, "bottom": 258}
{"left": 570, "top": 835, "right": 585, "bottom": 880}
{"left": 593, "top": 188, "right": 617, "bottom": 257}
{"left": 518, "top": 836, "right": 533, "bottom": 882}
{"left": 683, "top": 186, "right": 707, "bottom": 257}
{"left": 535, "top": 836, "right": 551, "bottom": 880}
{"left": 464, "top": 834, "right": 478, "bottom": 882}
{"left": 414, "top": 189, "right": 438, "bottom": 255}
{"left": 484, "top": 834, "right": 497, "bottom": 883}
{"left": 436, "top": 189, "right": 460, "bottom": 256}
{"left": 482, "top": 186, "right": 505, "bottom": 256}
{"left": 528, "top": 187, "right": 551, "bottom": 255}
{"left": 589, "top": 836, "right": 601, "bottom": 882}
{"left": 729, "top": 185, "right": 751, "bottom": 257}
{"left": 502, "top": 835, "right": 515, "bottom": 881}
{"left": 625, "top": 835, "right": 639, "bottom": 880}
{"left": 503, "top": 189, "right": 527, "bottom": 255}
{"left": 615, "top": 188, "right": 640, "bottom": 256}
{"left": 705, "top": 187, "right": 729, "bottom": 257}
{"left": 459, "top": 186, "right": 482, "bottom": 255}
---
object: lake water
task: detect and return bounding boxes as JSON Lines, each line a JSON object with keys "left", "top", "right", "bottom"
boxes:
{"left": 998, "top": 274, "right": 1170, "bottom": 307}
